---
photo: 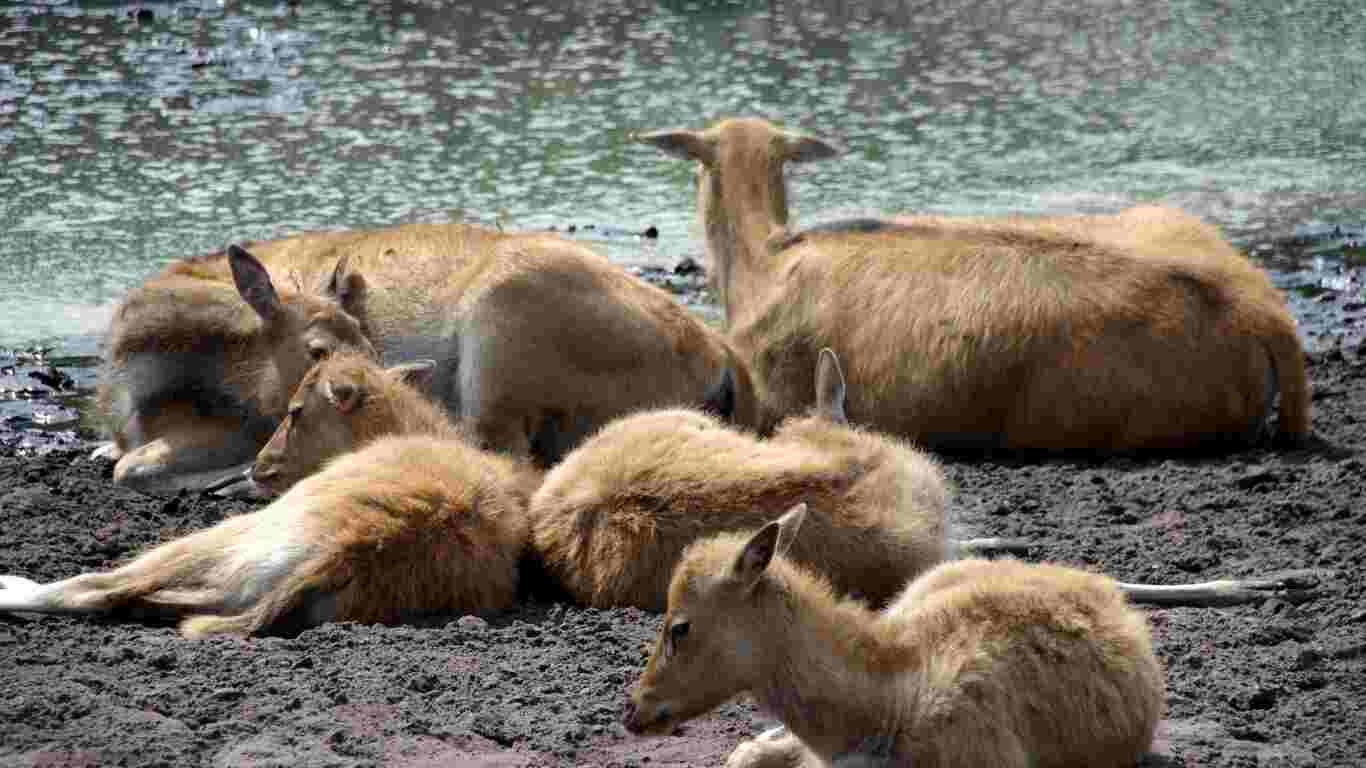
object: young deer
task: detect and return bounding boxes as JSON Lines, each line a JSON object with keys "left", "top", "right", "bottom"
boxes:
{"left": 0, "top": 434, "right": 529, "bottom": 637}
{"left": 223, "top": 349, "right": 547, "bottom": 503}
{"left": 529, "top": 349, "right": 949, "bottom": 612}
{"left": 241, "top": 350, "right": 451, "bottom": 497}
{"left": 636, "top": 117, "right": 1310, "bottom": 453}
{"left": 625, "top": 505, "right": 1166, "bottom": 768}
{"left": 98, "top": 222, "right": 753, "bottom": 496}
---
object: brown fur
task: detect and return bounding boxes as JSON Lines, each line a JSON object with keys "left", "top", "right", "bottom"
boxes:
{"left": 100, "top": 223, "right": 755, "bottom": 494}
{"left": 97, "top": 246, "right": 377, "bottom": 494}
{"left": 637, "top": 118, "right": 1310, "bottom": 453}
{"left": 626, "top": 509, "right": 1166, "bottom": 768}
{"left": 249, "top": 350, "right": 542, "bottom": 501}
{"left": 1, "top": 436, "right": 528, "bottom": 637}
{"left": 528, "top": 352, "right": 947, "bottom": 611}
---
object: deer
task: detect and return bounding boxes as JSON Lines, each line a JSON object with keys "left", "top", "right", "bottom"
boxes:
{"left": 635, "top": 117, "right": 1310, "bottom": 454}
{"left": 95, "top": 222, "right": 754, "bottom": 497}
{"left": 529, "top": 349, "right": 951, "bottom": 612}
{"left": 208, "top": 349, "right": 549, "bottom": 501}
{"left": 95, "top": 244, "right": 377, "bottom": 496}
{"left": 624, "top": 504, "right": 1167, "bottom": 768}
{"left": 197, "top": 349, "right": 499, "bottom": 493}
{"left": 530, "top": 342, "right": 1318, "bottom": 615}
{"left": 239, "top": 350, "right": 453, "bottom": 497}
{"left": 0, "top": 433, "right": 531, "bottom": 637}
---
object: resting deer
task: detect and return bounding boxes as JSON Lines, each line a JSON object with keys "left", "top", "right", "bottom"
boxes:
{"left": 636, "top": 117, "right": 1310, "bottom": 453}
{"left": 218, "top": 349, "right": 545, "bottom": 501}
{"left": 625, "top": 504, "right": 1166, "bottom": 768}
{"left": 97, "top": 223, "right": 753, "bottom": 496}
{"left": 529, "top": 349, "right": 949, "bottom": 611}
{"left": 0, "top": 434, "right": 530, "bottom": 637}
{"left": 240, "top": 350, "right": 451, "bottom": 497}
{"left": 96, "top": 245, "right": 377, "bottom": 495}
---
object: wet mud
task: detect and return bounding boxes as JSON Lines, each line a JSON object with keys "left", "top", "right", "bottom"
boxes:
{"left": 0, "top": 347, "right": 1362, "bottom": 766}
{"left": 2, "top": 250, "right": 1365, "bottom": 766}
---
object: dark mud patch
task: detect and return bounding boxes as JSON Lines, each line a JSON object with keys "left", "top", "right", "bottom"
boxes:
{"left": 1, "top": 352, "right": 1363, "bottom": 766}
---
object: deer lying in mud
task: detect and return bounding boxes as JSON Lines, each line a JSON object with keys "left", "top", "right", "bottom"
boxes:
{"left": 624, "top": 505, "right": 1167, "bottom": 768}
{"left": 98, "top": 223, "right": 752, "bottom": 496}
{"left": 239, "top": 346, "right": 1326, "bottom": 612}
{"left": 530, "top": 349, "right": 951, "bottom": 612}
{"left": 240, "top": 350, "right": 452, "bottom": 497}
{"left": 636, "top": 117, "right": 1310, "bottom": 454}
{"left": 96, "top": 245, "right": 377, "bottom": 495}
{"left": 216, "top": 349, "right": 549, "bottom": 500}
{"left": 0, "top": 433, "right": 532, "bottom": 637}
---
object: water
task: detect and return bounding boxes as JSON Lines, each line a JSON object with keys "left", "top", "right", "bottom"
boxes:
{"left": 2, "top": 0, "right": 1365, "bottom": 426}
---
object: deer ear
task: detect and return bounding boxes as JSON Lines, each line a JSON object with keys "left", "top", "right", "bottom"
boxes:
{"left": 732, "top": 519, "right": 781, "bottom": 588}
{"left": 387, "top": 359, "right": 436, "bottom": 390}
{"left": 635, "top": 129, "right": 717, "bottom": 166}
{"left": 228, "top": 245, "right": 282, "bottom": 323}
{"left": 782, "top": 131, "right": 842, "bottom": 163}
{"left": 323, "top": 378, "right": 364, "bottom": 414}
{"left": 702, "top": 367, "right": 736, "bottom": 422}
{"left": 814, "top": 348, "right": 848, "bottom": 425}
{"left": 732, "top": 503, "right": 806, "bottom": 588}
{"left": 325, "top": 255, "right": 367, "bottom": 317}
{"left": 773, "top": 503, "right": 807, "bottom": 558}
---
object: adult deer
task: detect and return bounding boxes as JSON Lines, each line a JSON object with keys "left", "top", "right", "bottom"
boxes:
{"left": 97, "top": 223, "right": 753, "bottom": 495}
{"left": 636, "top": 117, "right": 1309, "bottom": 454}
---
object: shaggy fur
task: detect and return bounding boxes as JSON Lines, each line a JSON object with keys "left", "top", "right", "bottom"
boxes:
{"left": 248, "top": 350, "right": 542, "bottom": 502}
{"left": 97, "top": 246, "right": 376, "bottom": 494}
{"left": 249, "top": 350, "right": 544, "bottom": 502}
{"left": 0, "top": 436, "right": 528, "bottom": 637}
{"left": 626, "top": 508, "right": 1166, "bottom": 768}
{"left": 99, "top": 223, "right": 754, "bottom": 495}
{"left": 529, "top": 350, "right": 947, "bottom": 612}
{"left": 636, "top": 117, "right": 1309, "bottom": 453}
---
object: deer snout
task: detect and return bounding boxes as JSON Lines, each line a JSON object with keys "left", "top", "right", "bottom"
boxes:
{"left": 622, "top": 695, "right": 672, "bottom": 736}
{"left": 622, "top": 699, "right": 646, "bottom": 734}
{"left": 248, "top": 462, "right": 284, "bottom": 495}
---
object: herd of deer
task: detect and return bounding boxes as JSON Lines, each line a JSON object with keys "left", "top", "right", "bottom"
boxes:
{"left": 0, "top": 117, "right": 1318, "bottom": 767}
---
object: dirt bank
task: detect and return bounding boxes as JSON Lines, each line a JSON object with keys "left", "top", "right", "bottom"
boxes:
{"left": 1, "top": 350, "right": 1363, "bottom": 767}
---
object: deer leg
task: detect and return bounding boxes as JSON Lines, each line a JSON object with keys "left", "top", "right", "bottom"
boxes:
{"left": 90, "top": 441, "right": 124, "bottom": 461}
{"left": 112, "top": 411, "right": 264, "bottom": 497}
{"left": 1118, "top": 569, "right": 1331, "bottom": 607}
{"left": 954, "top": 538, "right": 1034, "bottom": 557}
{"left": 726, "top": 726, "right": 827, "bottom": 768}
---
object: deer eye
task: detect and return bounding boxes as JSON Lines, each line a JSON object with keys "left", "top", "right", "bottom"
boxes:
{"left": 287, "top": 404, "right": 302, "bottom": 421}
{"left": 669, "top": 621, "right": 690, "bottom": 645}
{"left": 308, "top": 343, "right": 330, "bottom": 362}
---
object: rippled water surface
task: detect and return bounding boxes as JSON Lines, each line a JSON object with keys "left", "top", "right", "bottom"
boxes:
{"left": 2, "top": 0, "right": 1364, "bottom": 355}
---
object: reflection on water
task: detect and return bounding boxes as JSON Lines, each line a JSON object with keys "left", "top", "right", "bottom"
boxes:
{"left": 1, "top": 0, "right": 1363, "bottom": 355}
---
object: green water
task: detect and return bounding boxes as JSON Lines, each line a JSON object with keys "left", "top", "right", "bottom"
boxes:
{"left": 2, "top": 0, "right": 1364, "bottom": 356}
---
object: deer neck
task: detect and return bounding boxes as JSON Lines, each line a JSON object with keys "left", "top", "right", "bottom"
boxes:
{"left": 752, "top": 565, "right": 915, "bottom": 762}
{"left": 398, "top": 397, "right": 459, "bottom": 439}
{"left": 703, "top": 164, "right": 793, "bottom": 330}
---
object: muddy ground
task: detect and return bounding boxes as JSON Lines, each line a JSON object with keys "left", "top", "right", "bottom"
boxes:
{"left": 1, "top": 351, "right": 1364, "bottom": 765}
